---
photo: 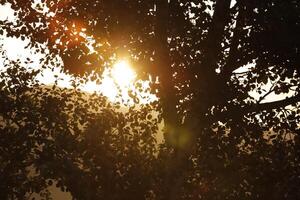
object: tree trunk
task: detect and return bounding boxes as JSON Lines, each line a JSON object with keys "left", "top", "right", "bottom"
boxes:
{"left": 154, "top": 1, "right": 231, "bottom": 199}
{"left": 154, "top": 0, "right": 179, "bottom": 129}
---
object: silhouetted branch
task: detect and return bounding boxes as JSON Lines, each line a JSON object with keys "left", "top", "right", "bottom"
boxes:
{"left": 250, "top": 93, "right": 300, "bottom": 112}
{"left": 222, "top": 1, "right": 245, "bottom": 78}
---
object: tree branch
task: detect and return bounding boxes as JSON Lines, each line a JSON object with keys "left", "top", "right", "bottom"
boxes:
{"left": 222, "top": 1, "right": 245, "bottom": 78}
{"left": 249, "top": 93, "right": 300, "bottom": 112}
{"left": 202, "top": 0, "right": 231, "bottom": 74}
{"left": 192, "top": 0, "right": 231, "bottom": 108}
{"left": 217, "top": 93, "right": 300, "bottom": 122}
{"left": 257, "top": 80, "right": 278, "bottom": 103}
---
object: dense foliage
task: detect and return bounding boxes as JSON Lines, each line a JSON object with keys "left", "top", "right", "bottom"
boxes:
{"left": 0, "top": 0, "right": 300, "bottom": 199}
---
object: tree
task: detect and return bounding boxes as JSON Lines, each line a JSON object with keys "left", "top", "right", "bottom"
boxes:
{"left": 1, "top": 0, "right": 300, "bottom": 199}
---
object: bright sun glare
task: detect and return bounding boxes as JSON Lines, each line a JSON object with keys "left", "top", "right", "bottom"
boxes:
{"left": 111, "top": 60, "right": 136, "bottom": 86}
{"left": 96, "top": 60, "right": 137, "bottom": 102}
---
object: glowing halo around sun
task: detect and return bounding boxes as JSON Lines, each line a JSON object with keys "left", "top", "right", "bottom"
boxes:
{"left": 97, "top": 60, "right": 137, "bottom": 102}
{"left": 75, "top": 59, "right": 153, "bottom": 104}
{"left": 111, "top": 60, "right": 136, "bottom": 86}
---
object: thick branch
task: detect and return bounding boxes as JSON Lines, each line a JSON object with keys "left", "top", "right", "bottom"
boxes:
{"left": 202, "top": 0, "right": 231, "bottom": 73}
{"left": 250, "top": 93, "right": 300, "bottom": 112}
{"left": 219, "top": 93, "right": 300, "bottom": 122}
{"left": 191, "top": 0, "right": 231, "bottom": 119}
{"left": 222, "top": 1, "right": 246, "bottom": 78}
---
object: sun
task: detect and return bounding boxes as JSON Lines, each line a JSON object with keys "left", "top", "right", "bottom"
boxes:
{"left": 111, "top": 60, "right": 136, "bottom": 86}
{"left": 97, "top": 60, "right": 157, "bottom": 104}
{"left": 96, "top": 60, "right": 137, "bottom": 102}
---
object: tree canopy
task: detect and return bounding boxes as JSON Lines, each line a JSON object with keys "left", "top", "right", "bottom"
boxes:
{"left": 0, "top": 0, "right": 300, "bottom": 199}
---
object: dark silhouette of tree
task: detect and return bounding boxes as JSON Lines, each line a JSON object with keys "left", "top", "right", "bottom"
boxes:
{"left": 1, "top": 0, "right": 300, "bottom": 199}
{"left": 0, "top": 57, "right": 160, "bottom": 199}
